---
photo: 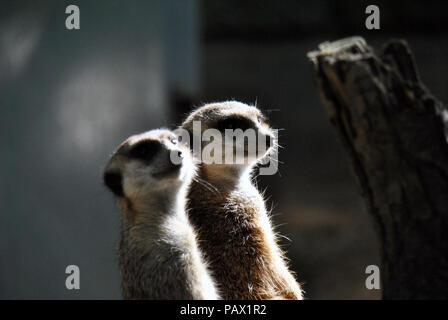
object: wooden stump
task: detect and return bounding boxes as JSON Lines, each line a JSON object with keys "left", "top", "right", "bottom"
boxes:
{"left": 308, "top": 37, "right": 448, "bottom": 299}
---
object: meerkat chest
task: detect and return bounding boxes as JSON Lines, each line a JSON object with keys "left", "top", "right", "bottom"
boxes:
{"left": 189, "top": 182, "right": 266, "bottom": 245}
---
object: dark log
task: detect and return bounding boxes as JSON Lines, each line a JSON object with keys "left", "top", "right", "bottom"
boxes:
{"left": 308, "top": 37, "right": 448, "bottom": 299}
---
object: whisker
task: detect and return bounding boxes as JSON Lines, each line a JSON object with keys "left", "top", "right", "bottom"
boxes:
{"left": 193, "top": 176, "right": 220, "bottom": 195}
{"left": 277, "top": 234, "right": 292, "bottom": 243}
{"left": 274, "top": 143, "right": 284, "bottom": 149}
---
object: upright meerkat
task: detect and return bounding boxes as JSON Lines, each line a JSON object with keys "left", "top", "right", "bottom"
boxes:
{"left": 103, "top": 129, "right": 219, "bottom": 300}
{"left": 180, "top": 101, "right": 303, "bottom": 299}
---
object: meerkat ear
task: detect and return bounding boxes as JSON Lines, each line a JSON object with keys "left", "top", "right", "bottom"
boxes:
{"left": 104, "top": 171, "right": 124, "bottom": 197}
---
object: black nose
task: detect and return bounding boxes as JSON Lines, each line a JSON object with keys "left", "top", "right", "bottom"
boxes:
{"left": 103, "top": 171, "right": 124, "bottom": 197}
{"left": 266, "top": 135, "right": 273, "bottom": 149}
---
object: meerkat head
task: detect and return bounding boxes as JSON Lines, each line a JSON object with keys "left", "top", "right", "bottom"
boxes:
{"left": 103, "top": 129, "right": 193, "bottom": 212}
{"left": 180, "top": 101, "right": 275, "bottom": 180}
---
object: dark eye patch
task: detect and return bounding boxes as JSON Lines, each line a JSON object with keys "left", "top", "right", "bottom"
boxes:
{"left": 215, "top": 116, "right": 254, "bottom": 131}
{"left": 128, "top": 140, "right": 161, "bottom": 163}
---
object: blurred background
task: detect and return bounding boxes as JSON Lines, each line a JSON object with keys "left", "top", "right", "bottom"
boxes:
{"left": 1, "top": 0, "right": 448, "bottom": 299}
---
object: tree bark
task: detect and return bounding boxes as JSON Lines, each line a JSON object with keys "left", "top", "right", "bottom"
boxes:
{"left": 308, "top": 37, "right": 448, "bottom": 299}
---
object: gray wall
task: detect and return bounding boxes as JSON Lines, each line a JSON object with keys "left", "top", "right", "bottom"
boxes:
{"left": 0, "top": 0, "right": 198, "bottom": 299}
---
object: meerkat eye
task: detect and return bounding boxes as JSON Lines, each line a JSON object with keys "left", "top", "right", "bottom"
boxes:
{"left": 170, "top": 137, "right": 178, "bottom": 145}
{"left": 257, "top": 115, "right": 268, "bottom": 125}
{"left": 216, "top": 116, "right": 254, "bottom": 131}
{"left": 129, "top": 140, "right": 160, "bottom": 162}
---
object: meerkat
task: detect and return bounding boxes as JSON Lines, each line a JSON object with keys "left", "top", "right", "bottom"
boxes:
{"left": 103, "top": 129, "right": 219, "bottom": 300}
{"left": 180, "top": 101, "right": 303, "bottom": 300}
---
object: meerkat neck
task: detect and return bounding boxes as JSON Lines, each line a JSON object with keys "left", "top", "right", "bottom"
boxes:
{"left": 121, "top": 185, "right": 186, "bottom": 230}
{"left": 198, "top": 163, "right": 253, "bottom": 192}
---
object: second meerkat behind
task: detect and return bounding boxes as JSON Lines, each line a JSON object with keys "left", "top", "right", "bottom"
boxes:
{"left": 180, "top": 101, "right": 303, "bottom": 299}
{"left": 103, "top": 129, "right": 219, "bottom": 299}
